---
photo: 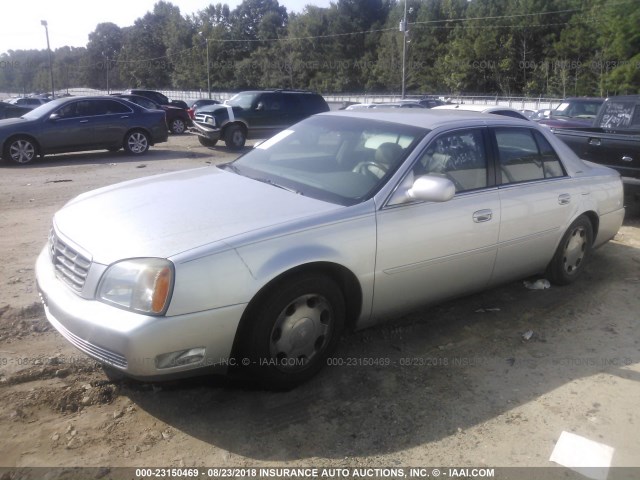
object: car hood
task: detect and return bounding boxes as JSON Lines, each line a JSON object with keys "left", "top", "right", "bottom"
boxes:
{"left": 0, "top": 116, "right": 30, "bottom": 129}
{"left": 53, "top": 167, "right": 340, "bottom": 265}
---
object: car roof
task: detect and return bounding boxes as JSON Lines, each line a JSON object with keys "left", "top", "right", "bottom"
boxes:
{"left": 319, "top": 109, "right": 532, "bottom": 130}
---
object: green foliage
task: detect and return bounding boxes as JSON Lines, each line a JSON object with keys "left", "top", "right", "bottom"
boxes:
{"left": 1, "top": 0, "right": 638, "bottom": 96}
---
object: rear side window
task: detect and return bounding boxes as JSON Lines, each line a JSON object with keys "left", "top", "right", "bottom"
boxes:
{"left": 495, "top": 128, "right": 565, "bottom": 184}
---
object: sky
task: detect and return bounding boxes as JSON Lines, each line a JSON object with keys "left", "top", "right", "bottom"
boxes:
{"left": 1, "top": 0, "right": 334, "bottom": 54}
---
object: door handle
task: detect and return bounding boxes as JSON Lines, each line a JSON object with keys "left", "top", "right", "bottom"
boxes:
{"left": 473, "top": 209, "right": 493, "bottom": 223}
{"left": 558, "top": 193, "right": 571, "bottom": 205}
{"left": 79, "top": 119, "right": 89, "bottom": 123}
{"left": 588, "top": 137, "right": 601, "bottom": 146}
{"left": 622, "top": 156, "right": 633, "bottom": 162}
{"left": 120, "top": 115, "right": 129, "bottom": 119}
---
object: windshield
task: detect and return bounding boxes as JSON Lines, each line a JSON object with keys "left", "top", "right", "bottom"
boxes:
{"left": 226, "top": 92, "right": 259, "bottom": 109}
{"left": 21, "top": 99, "right": 67, "bottom": 120}
{"left": 553, "top": 101, "right": 602, "bottom": 118}
{"left": 221, "top": 115, "right": 428, "bottom": 206}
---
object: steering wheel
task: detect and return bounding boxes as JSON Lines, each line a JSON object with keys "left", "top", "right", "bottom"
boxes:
{"left": 353, "top": 161, "right": 388, "bottom": 179}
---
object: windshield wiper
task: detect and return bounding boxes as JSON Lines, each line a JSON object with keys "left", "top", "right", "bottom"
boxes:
{"left": 254, "top": 177, "right": 303, "bottom": 195}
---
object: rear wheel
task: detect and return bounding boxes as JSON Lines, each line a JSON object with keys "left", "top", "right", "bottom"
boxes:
{"left": 224, "top": 124, "right": 246, "bottom": 150}
{"left": 240, "top": 274, "right": 345, "bottom": 390}
{"left": 169, "top": 118, "right": 186, "bottom": 134}
{"left": 546, "top": 215, "right": 593, "bottom": 285}
{"left": 198, "top": 137, "right": 218, "bottom": 147}
{"left": 4, "top": 136, "right": 38, "bottom": 165}
{"left": 124, "top": 130, "right": 150, "bottom": 155}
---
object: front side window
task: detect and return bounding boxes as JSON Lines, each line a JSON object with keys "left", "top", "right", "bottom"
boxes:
{"left": 496, "top": 128, "right": 565, "bottom": 184}
{"left": 414, "top": 128, "right": 488, "bottom": 193}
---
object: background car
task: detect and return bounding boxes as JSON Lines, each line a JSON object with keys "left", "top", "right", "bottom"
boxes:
{"left": 113, "top": 94, "right": 191, "bottom": 134}
{"left": 432, "top": 103, "right": 531, "bottom": 120}
{"left": 7, "top": 97, "right": 51, "bottom": 109}
{"left": 192, "top": 89, "right": 329, "bottom": 149}
{"left": 36, "top": 110, "right": 624, "bottom": 389}
{"left": 536, "top": 97, "right": 605, "bottom": 129}
{"left": 0, "top": 101, "right": 32, "bottom": 119}
{"left": 122, "top": 89, "right": 189, "bottom": 110}
{"left": 0, "top": 96, "right": 168, "bottom": 165}
{"left": 187, "top": 99, "right": 221, "bottom": 119}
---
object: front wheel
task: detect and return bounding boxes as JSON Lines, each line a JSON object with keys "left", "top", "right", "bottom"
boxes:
{"left": 4, "top": 136, "right": 38, "bottom": 165}
{"left": 241, "top": 274, "right": 345, "bottom": 390}
{"left": 198, "top": 136, "right": 218, "bottom": 147}
{"left": 124, "top": 131, "right": 150, "bottom": 155}
{"left": 224, "top": 124, "right": 246, "bottom": 150}
{"left": 546, "top": 215, "right": 593, "bottom": 285}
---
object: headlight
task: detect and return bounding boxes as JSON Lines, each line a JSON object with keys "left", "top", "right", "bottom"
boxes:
{"left": 97, "top": 258, "right": 174, "bottom": 315}
{"left": 205, "top": 115, "right": 216, "bottom": 126}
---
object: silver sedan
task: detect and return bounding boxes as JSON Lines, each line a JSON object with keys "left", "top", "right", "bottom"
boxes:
{"left": 35, "top": 110, "right": 625, "bottom": 389}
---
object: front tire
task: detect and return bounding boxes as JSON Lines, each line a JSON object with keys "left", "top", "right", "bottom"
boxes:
{"left": 4, "top": 136, "right": 38, "bottom": 165}
{"left": 198, "top": 137, "right": 218, "bottom": 147}
{"left": 241, "top": 274, "right": 345, "bottom": 390}
{"left": 224, "top": 124, "right": 246, "bottom": 150}
{"left": 546, "top": 215, "right": 593, "bottom": 285}
{"left": 124, "top": 130, "right": 150, "bottom": 155}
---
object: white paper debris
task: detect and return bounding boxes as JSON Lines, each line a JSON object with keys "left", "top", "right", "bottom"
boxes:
{"left": 549, "top": 431, "right": 614, "bottom": 480}
{"left": 524, "top": 279, "right": 551, "bottom": 290}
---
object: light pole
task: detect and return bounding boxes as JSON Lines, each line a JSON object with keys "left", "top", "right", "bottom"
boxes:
{"left": 41, "top": 20, "right": 55, "bottom": 99}
{"left": 199, "top": 32, "right": 211, "bottom": 99}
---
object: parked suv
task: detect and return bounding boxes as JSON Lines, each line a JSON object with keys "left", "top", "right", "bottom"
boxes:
{"left": 192, "top": 90, "right": 329, "bottom": 149}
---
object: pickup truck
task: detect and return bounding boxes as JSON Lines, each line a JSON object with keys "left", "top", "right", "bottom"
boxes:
{"left": 550, "top": 95, "right": 640, "bottom": 201}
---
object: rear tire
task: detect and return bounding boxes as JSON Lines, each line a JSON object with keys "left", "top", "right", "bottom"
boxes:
{"left": 240, "top": 274, "right": 345, "bottom": 390}
{"left": 224, "top": 124, "right": 246, "bottom": 150}
{"left": 169, "top": 118, "right": 186, "bottom": 134}
{"left": 546, "top": 215, "right": 593, "bottom": 285}
{"left": 124, "top": 130, "right": 150, "bottom": 155}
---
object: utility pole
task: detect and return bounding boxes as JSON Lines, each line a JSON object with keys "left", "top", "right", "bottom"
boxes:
{"left": 400, "top": 1, "right": 408, "bottom": 99}
{"left": 41, "top": 20, "right": 55, "bottom": 99}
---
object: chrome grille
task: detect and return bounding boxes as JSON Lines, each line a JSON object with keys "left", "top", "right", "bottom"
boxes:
{"left": 49, "top": 230, "right": 91, "bottom": 292}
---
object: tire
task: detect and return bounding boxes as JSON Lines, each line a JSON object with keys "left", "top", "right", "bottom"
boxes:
{"left": 224, "top": 124, "right": 246, "bottom": 150}
{"left": 198, "top": 136, "right": 218, "bottom": 147}
{"left": 169, "top": 118, "right": 186, "bottom": 134}
{"left": 124, "top": 130, "right": 150, "bottom": 155}
{"left": 546, "top": 215, "right": 593, "bottom": 285}
{"left": 4, "top": 136, "right": 38, "bottom": 165}
{"left": 241, "top": 274, "right": 345, "bottom": 390}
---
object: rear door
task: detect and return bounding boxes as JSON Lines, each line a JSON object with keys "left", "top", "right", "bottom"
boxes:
{"left": 88, "top": 99, "right": 133, "bottom": 146}
{"left": 490, "top": 127, "right": 580, "bottom": 285}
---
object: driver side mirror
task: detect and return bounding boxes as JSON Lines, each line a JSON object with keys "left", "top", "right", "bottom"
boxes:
{"left": 389, "top": 174, "right": 455, "bottom": 205}
{"left": 49, "top": 113, "right": 60, "bottom": 121}
{"left": 255, "top": 101, "right": 265, "bottom": 111}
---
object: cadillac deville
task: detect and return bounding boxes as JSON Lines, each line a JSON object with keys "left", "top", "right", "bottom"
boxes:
{"left": 36, "top": 110, "right": 625, "bottom": 389}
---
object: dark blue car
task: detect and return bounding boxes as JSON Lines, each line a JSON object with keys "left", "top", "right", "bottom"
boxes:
{"left": 0, "top": 96, "right": 168, "bottom": 165}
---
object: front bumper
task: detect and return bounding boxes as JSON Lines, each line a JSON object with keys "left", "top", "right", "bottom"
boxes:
{"left": 35, "top": 247, "right": 245, "bottom": 380}
{"left": 191, "top": 119, "right": 222, "bottom": 141}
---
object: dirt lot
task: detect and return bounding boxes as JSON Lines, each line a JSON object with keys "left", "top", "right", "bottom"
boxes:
{"left": 1, "top": 135, "right": 639, "bottom": 474}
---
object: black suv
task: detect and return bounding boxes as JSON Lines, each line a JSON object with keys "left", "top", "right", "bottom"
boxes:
{"left": 122, "top": 89, "right": 189, "bottom": 110}
{"left": 192, "top": 90, "right": 329, "bottom": 149}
